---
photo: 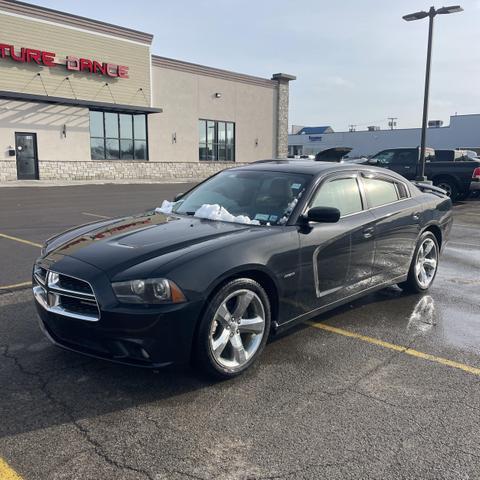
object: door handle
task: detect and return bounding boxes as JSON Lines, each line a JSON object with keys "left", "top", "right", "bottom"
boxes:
{"left": 363, "top": 227, "right": 374, "bottom": 239}
{"left": 404, "top": 166, "right": 411, "bottom": 169}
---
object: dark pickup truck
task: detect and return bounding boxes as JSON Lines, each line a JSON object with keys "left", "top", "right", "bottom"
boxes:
{"left": 364, "top": 148, "right": 477, "bottom": 200}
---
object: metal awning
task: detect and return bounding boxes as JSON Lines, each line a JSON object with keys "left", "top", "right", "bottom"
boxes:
{"left": 0, "top": 90, "right": 162, "bottom": 114}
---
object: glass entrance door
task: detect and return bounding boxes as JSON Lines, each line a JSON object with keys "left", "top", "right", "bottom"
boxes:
{"left": 15, "top": 133, "right": 39, "bottom": 180}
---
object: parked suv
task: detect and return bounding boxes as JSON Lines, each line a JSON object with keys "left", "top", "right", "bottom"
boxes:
{"left": 365, "top": 147, "right": 477, "bottom": 200}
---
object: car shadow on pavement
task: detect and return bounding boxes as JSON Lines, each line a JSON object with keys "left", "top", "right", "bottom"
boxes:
{"left": 0, "top": 296, "right": 225, "bottom": 440}
{"left": 0, "top": 286, "right": 440, "bottom": 441}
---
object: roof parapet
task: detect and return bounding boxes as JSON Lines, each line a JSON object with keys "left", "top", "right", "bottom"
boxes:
{"left": 0, "top": 0, "right": 153, "bottom": 44}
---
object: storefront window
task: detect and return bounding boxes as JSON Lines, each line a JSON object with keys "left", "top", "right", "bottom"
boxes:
{"left": 120, "top": 139, "right": 134, "bottom": 160}
{"left": 90, "top": 137, "right": 105, "bottom": 160}
{"left": 106, "top": 138, "right": 120, "bottom": 160}
{"left": 134, "top": 115, "right": 147, "bottom": 140}
{"left": 198, "top": 121, "right": 207, "bottom": 160}
{"left": 105, "top": 112, "right": 119, "bottom": 139}
{"left": 90, "top": 111, "right": 104, "bottom": 138}
{"left": 89, "top": 111, "right": 148, "bottom": 160}
{"left": 119, "top": 114, "right": 134, "bottom": 160}
{"left": 119, "top": 114, "right": 133, "bottom": 139}
{"left": 198, "top": 119, "right": 235, "bottom": 161}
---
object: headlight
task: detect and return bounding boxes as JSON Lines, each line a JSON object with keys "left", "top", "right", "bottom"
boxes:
{"left": 112, "top": 278, "right": 186, "bottom": 304}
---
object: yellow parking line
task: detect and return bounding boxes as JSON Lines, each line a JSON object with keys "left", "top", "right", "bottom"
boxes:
{"left": 82, "top": 212, "right": 110, "bottom": 219}
{"left": 308, "top": 321, "right": 480, "bottom": 377}
{"left": 0, "top": 281, "right": 31, "bottom": 290}
{"left": 0, "top": 458, "right": 23, "bottom": 480}
{"left": 0, "top": 233, "right": 42, "bottom": 248}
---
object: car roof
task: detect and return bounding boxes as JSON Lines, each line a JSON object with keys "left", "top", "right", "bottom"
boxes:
{"left": 228, "top": 159, "right": 400, "bottom": 178}
{"left": 375, "top": 147, "right": 434, "bottom": 152}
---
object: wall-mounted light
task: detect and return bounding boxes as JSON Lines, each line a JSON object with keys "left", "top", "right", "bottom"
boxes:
{"left": 8, "top": 145, "right": 15, "bottom": 156}
{"left": 62, "top": 124, "right": 67, "bottom": 138}
{"left": 214, "top": 92, "right": 222, "bottom": 99}
{"left": 172, "top": 132, "right": 177, "bottom": 144}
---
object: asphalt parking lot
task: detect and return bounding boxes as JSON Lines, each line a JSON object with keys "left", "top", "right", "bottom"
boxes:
{"left": 1, "top": 184, "right": 479, "bottom": 480}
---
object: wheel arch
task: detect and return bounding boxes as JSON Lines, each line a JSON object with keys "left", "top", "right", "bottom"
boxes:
{"left": 189, "top": 265, "right": 280, "bottom": 362}
{"left": 204, "top": 265, "right": 280, "bottom": 325}
{"left": 422, "top": 224, "right": 442, "bottom": 249}
{"left": 431, "top": 174, "right": 461, "bottom": 191}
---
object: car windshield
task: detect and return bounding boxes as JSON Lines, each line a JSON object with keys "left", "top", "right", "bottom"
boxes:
{"left": 172, "top": 170, "right": 311, "bottom": 225}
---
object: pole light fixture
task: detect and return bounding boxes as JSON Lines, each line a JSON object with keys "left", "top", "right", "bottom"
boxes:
{"left": 402, "top": 5, "right": 463, "bottom": 182}
{"left": 403, "top": 11, "right": 429, "bottom": 21}
{"left": 436, "top": 5, "right": 463, "bottom": 14}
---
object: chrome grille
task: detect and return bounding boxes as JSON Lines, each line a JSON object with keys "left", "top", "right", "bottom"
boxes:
{"left": 33, "top": 269, "right": 99, "bottom": 322}
{"left": 58, "top": 276, "right": 93, "bottom": 294}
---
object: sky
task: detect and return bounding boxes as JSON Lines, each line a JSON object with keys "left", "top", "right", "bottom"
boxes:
{"left": 28, "top": 0, "right": 480, "bottom": 132}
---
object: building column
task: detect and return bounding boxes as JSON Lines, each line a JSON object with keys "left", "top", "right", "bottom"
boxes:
{"left": 272, "top": 73, "right": 296, "bottom": 158}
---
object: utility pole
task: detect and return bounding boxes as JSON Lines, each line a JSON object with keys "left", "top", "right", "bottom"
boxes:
{"left": 388, "top": 117, "right": 398, "bottom": 130}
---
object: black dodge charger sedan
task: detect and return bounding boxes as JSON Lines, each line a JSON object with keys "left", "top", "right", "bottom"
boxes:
{"left": 33, "top": 161, "right": 452, "bottom": 378}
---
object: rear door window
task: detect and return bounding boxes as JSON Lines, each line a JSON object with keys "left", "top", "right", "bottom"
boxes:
{"left": 392, "top": 150, "right": 417, "bottom": 167}
{"left": 362, "top": 177, "right": 400, "bottom": 208}
{"left": 396, "top": 182, "right": 409, "bottom": 199}
{"left": 311, "top": 177, "right": 363, "bottom": 217}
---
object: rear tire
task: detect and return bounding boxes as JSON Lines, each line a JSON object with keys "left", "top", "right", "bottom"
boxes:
{"left": 398, "top": 231, "right": 439, "bottom": 293}
{"left": 193, "top": 278, "right": 271, "bottom": 380}
{"left": 433, "top": 176, "right": 459, "bottom": 201}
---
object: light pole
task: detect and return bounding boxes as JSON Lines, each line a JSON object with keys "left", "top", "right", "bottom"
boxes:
{"left": 403, "top": 5, "right": 463, "bottom": 182}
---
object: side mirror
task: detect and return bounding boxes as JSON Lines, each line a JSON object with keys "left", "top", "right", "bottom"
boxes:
{"left": 174, "top": 193, "right": 184, "bottom": 202}
{"left": 368, "top": 158, "right": 378, "bottom": 165}
{"left": 304, "top": 207, "right": 340, "bottom": 224}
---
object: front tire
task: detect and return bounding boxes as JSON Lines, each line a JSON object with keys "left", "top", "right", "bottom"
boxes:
{"left": 194, "top": 278, "right": 271, "bottom": 379}
{"left": 398, "top": 231, "right": 439, "bottom": 293}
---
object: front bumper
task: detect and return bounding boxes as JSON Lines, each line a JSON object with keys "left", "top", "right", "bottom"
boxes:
{"left": 33, "top": 256, "right": 203, "bottom": 368}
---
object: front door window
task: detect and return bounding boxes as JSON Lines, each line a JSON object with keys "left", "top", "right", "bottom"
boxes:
{"left": 310, "top": 177, "right": 363, "bottom": 216}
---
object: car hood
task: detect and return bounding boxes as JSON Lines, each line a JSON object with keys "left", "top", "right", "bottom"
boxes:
{"left": 43, "top": 211, "right": 256, "bottom": 275}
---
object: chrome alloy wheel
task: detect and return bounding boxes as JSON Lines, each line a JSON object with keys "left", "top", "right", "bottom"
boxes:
{"left": 209, "top": 289, "right": 266, "bottom": 370}
{"left": 415, "top": 238, "right": 438, "bottom": 289}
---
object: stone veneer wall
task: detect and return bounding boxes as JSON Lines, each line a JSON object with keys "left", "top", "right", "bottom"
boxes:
{"left": 0, "top": 160, "right": 248, "bottom": 182}
{"left": 276, "top": 81, "right": 290, "bottom": 158}
{"left": 0, "top": 161, "right": 17, "bottom": 182}
{"left": 271, "top": 73, "right": 295, "bottom": 159}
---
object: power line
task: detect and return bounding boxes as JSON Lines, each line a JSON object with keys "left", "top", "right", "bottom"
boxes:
{"left": 346, "top": 117, "right": 400, "bottom": 131}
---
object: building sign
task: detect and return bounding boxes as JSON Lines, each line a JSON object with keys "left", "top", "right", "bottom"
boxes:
{"left": 0, "top": 44, "right": 129, "bottom": 78}
{"left": 308, "top": 136, "right": 322, "bottom": 142}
